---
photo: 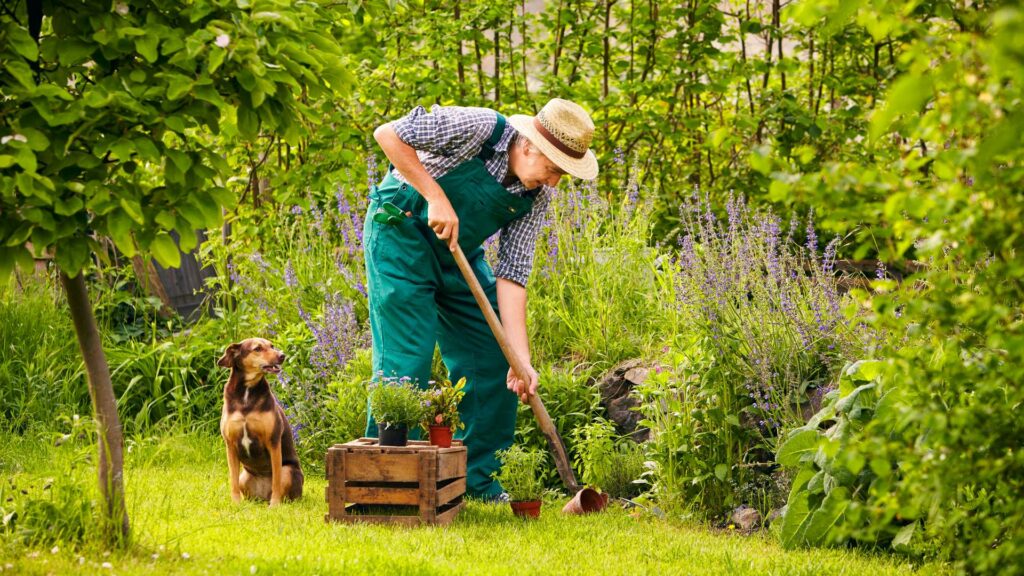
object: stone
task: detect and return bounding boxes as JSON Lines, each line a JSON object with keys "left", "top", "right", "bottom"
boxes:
{"left": 596, "top": 359, "right": 652, "bottom": 442}
{"left": 730, "top": 505, "right": 762, "bottom": 532}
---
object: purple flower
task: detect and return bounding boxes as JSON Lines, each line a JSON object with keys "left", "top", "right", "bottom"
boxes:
{"left": 284, "top": 260, "right": 298, "bottom": 288}
{"left": 805, "top": 208, "right": 818, "bottom": 255}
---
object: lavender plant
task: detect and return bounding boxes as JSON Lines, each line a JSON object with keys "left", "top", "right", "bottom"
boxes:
{"left": 673, "top": 192, "right": 863, "bottom": 442}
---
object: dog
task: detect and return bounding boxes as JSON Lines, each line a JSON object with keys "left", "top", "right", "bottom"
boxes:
{"left": 218, "top": 338, "right": 303, "bottom": 505}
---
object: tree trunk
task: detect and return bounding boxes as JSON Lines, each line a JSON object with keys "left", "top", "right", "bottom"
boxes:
{"left": 59, "top": 270, "right": 130, "bottom": 543}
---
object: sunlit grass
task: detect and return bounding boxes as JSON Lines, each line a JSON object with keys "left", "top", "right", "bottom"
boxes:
{"left": 0, "top": 432, "right": 949, "bottom": 575}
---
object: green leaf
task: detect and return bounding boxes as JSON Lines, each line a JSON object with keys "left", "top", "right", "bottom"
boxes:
{"left": 6, "top": 23, "right": 39, "bottom": 60}
{"left": 155, "top": 211, "right": 177, "bottom": 230}
{"left": 20, "top": 127, "right": 49, "bottom": 151}
{"left": 166, "top": 149, "right": 192, "bottom": 173}
{"left": 133, "top": 138, "right": 161, "bottom": 162}
{"left": 106, "top": 211, "right": 137, "bottom": 257}
{"left": 150, "top": 232, "right": 181, "bottom": 268}
{"left": 54, "top": 196, "right": 84, "bottom": 216}
{"left": 136, "top": 35, "right": 160, "bottom": 63}
{"left": 835, "top": 383, "right": 876, "bottom": 414}
{"left": 166, "top": 74, "right": 194, "bottom": 100}
{"left": 714, "top": 463, "right": 728, "bottom": 481}
{"left": 237, "top": 105, "right": 259, "bottom": 139}
{"left": 119, "top": 197, "right": 145, "bottom": 224}
{"left": 57, "top": 40, "right": 94, "bottom": 66}
{"left": 54, "top": 237, "right": 91, "bottom": 274}
{"left": 870, "top": 74, "right": 933, "bottom": 141}
{"left": 776, "top": 429, "right": 819, "bottom": 467}
{"left": 4, "top": 60, "right": 36, "bottom": 90}
{"left": 5, "top": 223, "right": 33, "bottom": 247}
{"left": 803, "top": 488, "right": 850, "bottom": 546}
{"left": 892, "top": 522, "right": 916, "bottom": 550}
{"left": 208, "top": 47, "right": 227, "bottom": 74}
{"left": 844, "top": 360, "right": 884, "bottom": 382}
{"left": 780, "top": 490, "right": 812, "bottom": 549}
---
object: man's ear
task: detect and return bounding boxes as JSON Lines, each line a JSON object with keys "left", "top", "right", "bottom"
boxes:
{"left": 217, "top": 343, "right": 241, "bottom": 368}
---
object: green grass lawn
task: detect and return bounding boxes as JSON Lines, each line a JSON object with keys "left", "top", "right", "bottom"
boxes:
{"left": 0, "top": 432, "right": 948, "bottom": 575}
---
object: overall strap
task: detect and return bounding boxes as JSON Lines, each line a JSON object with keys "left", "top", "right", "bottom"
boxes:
{"left": 475, "top": 112, "right": 507, "bottom": 161}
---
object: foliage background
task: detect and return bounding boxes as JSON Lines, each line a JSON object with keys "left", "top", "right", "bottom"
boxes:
{"left": 3, "top": 0, "right": 1023, "bottom": 572}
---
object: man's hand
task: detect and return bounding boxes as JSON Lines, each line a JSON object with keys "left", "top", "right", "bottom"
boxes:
{"left": 427, "top": 196, "right": 459, "bottom": 251}
{"left": 506, "top": 365, "right": 538, "bottom": 404}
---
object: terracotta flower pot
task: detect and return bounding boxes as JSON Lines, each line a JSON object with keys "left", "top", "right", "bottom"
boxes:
{"left": 561, "top": 487, "right": 610, "bottom": 515}
{"left": 428, "top": 424, "right": 453, "bottom": 448}
{"left": 377, "top": 422, "right": 408, "bottom": 447}
{"left": 510, "top": 500, "right": 542, "bottom": 519}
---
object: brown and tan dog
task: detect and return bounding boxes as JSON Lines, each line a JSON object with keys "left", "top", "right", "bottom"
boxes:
{"left": 217, "top": 338, "right": 303, "bottom": 506}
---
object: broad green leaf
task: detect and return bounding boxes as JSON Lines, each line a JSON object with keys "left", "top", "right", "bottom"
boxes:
{"left": 835, "top": 383, "right": 876, "bottom": 414}
{"left": 780, "top": 490, "right": 812, "bottom": 549}
{"left": 166, "top": 75, "right": 194, "bottom": 100}
{"left": 208, "top": 47, "right": 227, "bottom": 73}
{"left": 155, "top": 211, "right": 177, "bottom": 230}
{"left": 56, "top": 40, "right": 94, "bottom": 66}
{"left": 776, "top": 429, "right": 819, "bottom": 467}
{"left": 892, "top": 522, "right": 916, "bottom": 550}
{"left": 4, "top": 223, "right": 33, "bottom": 247}
{"left": 54, "top": 196, "right": 84, "bottom": 216}
{"left": 843, "top": 360, "right": 884, "bottom": 382}
{"left": 4, "top": 60, "right": 36, "bottom": 90}
{"left": 120, "top": 197, "right": 145, "bottom": 224}
{"left": 870, "top": 74, "right": 933, "bottom": 141}
{"left": 150, "top": 232, "right": 181, "bottom": 268}
{"left": 166, "top": 149, "right": 192, "bottom": 173}
{"left": 137, "top": 35, "right": 160, "bottom": 63}
{"left": 54, "top": 237, "right": 91, "bottom": 274}
{"left": 20, "top": 127, "right": 49, "bottom": 151}
{"left": 107, "top": 211, "right": 137, "bottom": 257}
{"left": 803, "top": 488, "right": 850, "bottom": 546}
{"left": 6, "top": 23, "right": 39, "bottom": 60}
{"left": 714, "top": 463, "right": 728, "bottom": 481}
{"left": 237, "top": 105, "right": 259, "bottom": 139}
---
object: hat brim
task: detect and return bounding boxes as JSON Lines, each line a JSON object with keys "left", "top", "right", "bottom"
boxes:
{"left": 508, "top": 114, "right": 598, "bottom": 181}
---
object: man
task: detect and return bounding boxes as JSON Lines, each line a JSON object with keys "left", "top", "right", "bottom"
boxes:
{"left": 364, "top": 98, "right": 598, "bottom": 499}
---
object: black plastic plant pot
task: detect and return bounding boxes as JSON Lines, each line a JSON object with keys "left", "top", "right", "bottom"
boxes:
{"left": 377, "top": 422, "right": 409, "bottom": 447}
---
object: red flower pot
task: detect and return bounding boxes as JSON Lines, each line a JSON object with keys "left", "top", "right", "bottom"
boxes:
{"left": 428, "top": 424, "right": 453, "bottom": 448}
{"left": 510, "top": 500, "right": 542, "bottom": 519}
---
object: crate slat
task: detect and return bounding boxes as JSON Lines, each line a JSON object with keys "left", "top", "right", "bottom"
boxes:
{"left": 344, "top": 453, "right": 420, "bottom": 482}
{"left": 435, "top": 501, "right": 464, "bottom": 526}
{"left": 438, "top": 450, "right": 467, "bottom": 481}
{"left": 344, "top": 486, "right": 420, "bottom": 506}
{"left": 436, "top": 478, "right": 466, "bottom": 505}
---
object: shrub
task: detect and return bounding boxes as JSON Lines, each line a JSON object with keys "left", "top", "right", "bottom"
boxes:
{"left": 493, "top": 445, "right": 545, "bottom": 502}
{"left": 571, "top": 419, "right": 646, "bottom": 499}
{"left": 367, "top": 377, "right": 427, "bottom": 429}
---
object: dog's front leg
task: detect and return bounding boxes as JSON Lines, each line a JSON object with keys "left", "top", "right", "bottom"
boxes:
{"left": 269, "top": 440, "right": 284, "bottom": 506}
{"left": 225, "top": 444, "right": 243, "bottom": 503}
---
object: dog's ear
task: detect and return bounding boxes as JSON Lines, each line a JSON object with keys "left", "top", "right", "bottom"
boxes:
{"left": 217, "top": 343, "right": 241, "bottom": 368}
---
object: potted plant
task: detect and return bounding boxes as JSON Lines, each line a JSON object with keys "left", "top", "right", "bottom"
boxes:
{"left": 368, "top": 376, "right": 426, "bottom": 447}
{"left": 492, "top": 445, "right": 545, "bottom": 518}
{"left": 422, "top": 376, "right": 466, "bottom": 448}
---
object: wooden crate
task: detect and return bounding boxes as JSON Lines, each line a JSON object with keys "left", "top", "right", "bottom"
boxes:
{"left": 325, "top": 438, "right": 467, "bottom": 526}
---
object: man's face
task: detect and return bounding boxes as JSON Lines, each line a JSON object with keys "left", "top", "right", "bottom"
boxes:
{"left": 515, "top": 142, "right": 567, "bottom": 190}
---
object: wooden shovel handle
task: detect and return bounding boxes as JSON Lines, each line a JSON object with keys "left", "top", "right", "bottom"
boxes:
{"left": 451, "top": 245, "right": 581, "bottom": 494}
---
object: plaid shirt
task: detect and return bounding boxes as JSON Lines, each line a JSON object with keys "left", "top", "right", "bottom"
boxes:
{"left": 390, "top": 105, "right": 552, "bottom": 287}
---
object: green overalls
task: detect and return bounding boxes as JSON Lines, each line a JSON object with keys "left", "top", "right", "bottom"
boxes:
{"left": 363, "top": 113, "right": 534, "bottom": 498}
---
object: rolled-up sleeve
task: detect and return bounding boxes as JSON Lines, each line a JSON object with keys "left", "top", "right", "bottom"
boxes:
{"left": 493, "top": 189, "right": 552, "bottom": 287}
{"left": 391, "top": 105, "right": 497, "bottom": 158}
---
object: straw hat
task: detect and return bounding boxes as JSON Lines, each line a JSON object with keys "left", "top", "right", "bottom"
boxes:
{"left": 508, "top": 98, "right": 598, "bottom": 180}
